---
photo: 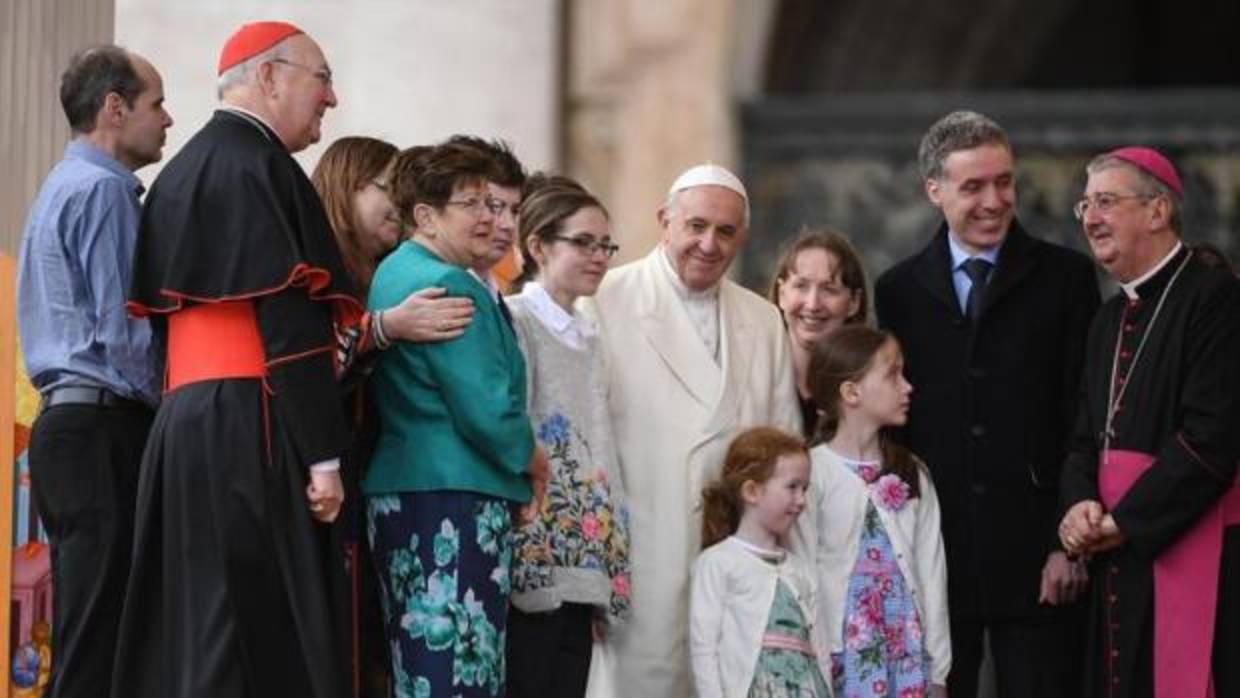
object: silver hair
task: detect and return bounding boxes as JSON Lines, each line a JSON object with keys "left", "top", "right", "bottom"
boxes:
{"left": 663, "top": 187, "right": 751, "bottom": 227}
{"left": 216, "top": 43, "right": 289, "bottom": 99}
{"left": 1086, "top": 154, "right": 1183, "bottom": 233}
{"left": 918, "top": 110, "right": 1010, "bottom": 181}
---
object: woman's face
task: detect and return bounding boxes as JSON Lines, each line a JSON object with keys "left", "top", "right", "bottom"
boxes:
{"left": 351, "top": 164, "right": 402, "bottom": 259}
{"left": 776, "top": 247, "right": 861, "bottom": 348}
{"left": 532, "top": 206, "right": 612, "bottom": 303}
{"left": 419, "top": 180, "right": 496, "bottom": 268}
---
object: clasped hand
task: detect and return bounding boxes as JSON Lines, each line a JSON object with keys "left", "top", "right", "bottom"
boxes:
{"left": 1058, "top": 499, "right": 1125, "bottom": 557}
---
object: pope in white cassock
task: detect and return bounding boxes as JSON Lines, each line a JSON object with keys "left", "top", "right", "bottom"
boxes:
{"left": 586, "top": 165, "right": 801, "bottom": 696}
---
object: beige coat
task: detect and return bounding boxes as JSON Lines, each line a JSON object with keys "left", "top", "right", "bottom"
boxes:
{"left": 585, "top": 249, "right": 800, "bottom": 697}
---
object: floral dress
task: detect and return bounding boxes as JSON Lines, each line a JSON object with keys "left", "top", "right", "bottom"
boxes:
{"left": 368, "top": 493, "right": 513, "bottom": 698}
{"left": 748, "top": 579, "right": 833, "bottom": 697}
{"left": 832, "top": 460, "right": 931, "bottom": 698}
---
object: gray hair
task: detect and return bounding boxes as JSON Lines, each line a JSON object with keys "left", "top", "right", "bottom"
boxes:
{"left": 216, "top": 43, "right": 288, "bottom": 99}
{"left": 663, "top": 187, "right": 751, "bottom": 227}
{"left": 918, "top": 110, "right": 1010, "bottom": 181}
{"left": 1086, "top": 154, "right": 1183, "bottom": 234}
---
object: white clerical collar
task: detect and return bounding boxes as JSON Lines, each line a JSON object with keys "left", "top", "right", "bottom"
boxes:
{"left": 515, "top": 281, "right": 596, "bottom": 348}
{"left": 657, "top": 245, "right": 720, "bottom": 301}
{"left": 1120, "top": 241, "right": 1183, "bottom": 300}
{"left": 220, "top": 105, "right": 282, "bottom": 145}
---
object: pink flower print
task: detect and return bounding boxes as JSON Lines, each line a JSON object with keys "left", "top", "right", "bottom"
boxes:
{"left": 884, "top": 623, "right": 907, "bottom": 658}
{"left": 873, "top": 473, "right": 911, "bottom": 511}
{"left": 905, "top": 616, "right": 924, "bottom": 643}
{"left": 611, "top": 574, "right": 630, "bottom": 598}
{"left": 844, "top": 617, "right": 873, "bottom": 650}
{"left": 866, "top": 547, "right": 882, "bottom": 562}
{"left": 857, "top": 463, "right": 879, "bottom": 483}
{"left": 900, "top": 687, "right": 926, "bottom": 698}
{"left": 582, "top": 514, "right": 601, "bottom": 540}
{"left": 872, "top": 679, "right": 888, "bottom": 694}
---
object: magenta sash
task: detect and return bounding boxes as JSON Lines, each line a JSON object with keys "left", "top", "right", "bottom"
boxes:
{"left": 1099, "top": 449, "right": 1240, "bottom": 698}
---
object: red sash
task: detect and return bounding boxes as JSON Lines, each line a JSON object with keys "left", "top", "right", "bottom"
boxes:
{"left": 1099, "top": 449, "right": 1240, "bottom": 698}
{"left": 166, "top": 301, "right": 266, "bottom": 392}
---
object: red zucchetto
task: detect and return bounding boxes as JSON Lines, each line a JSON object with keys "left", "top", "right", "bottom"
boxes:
{"left": 1106, "top": 146, "right": 1184, "bottom": 197}
{"left": 217, "top": 21, "right": 304, "bottom": 75}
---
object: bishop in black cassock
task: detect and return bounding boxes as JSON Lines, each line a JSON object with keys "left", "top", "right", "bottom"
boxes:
{"left": 1060, "top": 147, "right": 1240, "bottom": 698}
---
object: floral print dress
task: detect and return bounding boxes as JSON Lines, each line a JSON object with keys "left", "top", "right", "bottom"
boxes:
{"left": 831, "top": 459, "right": 932, "bottom": 698}
{"left": 368, "top": 492, "right": 514, "bottom": 698}
{"left": 748, "top": 578, "right": 833, "bottom": 697}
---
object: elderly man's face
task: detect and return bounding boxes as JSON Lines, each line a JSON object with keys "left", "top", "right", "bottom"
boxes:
{"left": 268, "top": 34, "right": 337, "bottom": 153}
{"left": 1080, "top": 166, "right": 1164, "bottom": 282}
{"left": 658, "top": 185, "right": 748, "bottom": 292}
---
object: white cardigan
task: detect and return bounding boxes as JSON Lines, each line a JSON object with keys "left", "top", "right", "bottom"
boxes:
{"left": 791, "top": 445, "right": 952, "bottom": 685}
{"left": 689, "top": 536, "right": 831, "bottom": 698}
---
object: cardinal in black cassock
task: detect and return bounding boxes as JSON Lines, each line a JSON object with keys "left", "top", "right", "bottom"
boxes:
{"left": 112, "top": 22, "right": 362, "bottom": 698}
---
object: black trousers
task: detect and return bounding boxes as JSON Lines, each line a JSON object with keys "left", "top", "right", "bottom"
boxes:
{"left": 28, "top": 402, "right": 152, "bottom": 698}
{"left": 949, "top": 610, "right": 1085, "bottom": 698}
{"left": 506, "top": 603, "right": 593, "bottom": 698}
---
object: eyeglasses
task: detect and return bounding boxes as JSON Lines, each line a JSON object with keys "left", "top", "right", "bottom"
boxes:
{"left": 270, "top": 58, "right": 334, "bottom": 88}
{"left": 549, "top": 234, "right": 620, "bottom": 259}
{"left": 1073, "top": 192, "right": 1156, "bottom": 220}
{"left": 445, "top": 197, "right": 506, "bottom": 216}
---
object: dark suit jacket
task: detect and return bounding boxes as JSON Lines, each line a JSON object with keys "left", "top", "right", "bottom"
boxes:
{"left": 875, "top": 221, "right": 1100, "bottom": 621}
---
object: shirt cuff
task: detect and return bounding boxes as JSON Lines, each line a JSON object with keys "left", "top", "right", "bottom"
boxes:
{"left": 309, "top": 458, "right": 341, "bottom": 473}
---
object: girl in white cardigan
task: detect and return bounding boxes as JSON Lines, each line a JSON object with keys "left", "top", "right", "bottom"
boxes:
{"left": 690, "top": 427, "right": 832, "bottom": 698}
{"left": 799, "top": 325, "right": 949, "bottom": 698}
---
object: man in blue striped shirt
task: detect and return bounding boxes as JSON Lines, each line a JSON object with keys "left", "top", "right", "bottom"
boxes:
{"left": 16, "top": 44, "right": 171, "bottom": 698}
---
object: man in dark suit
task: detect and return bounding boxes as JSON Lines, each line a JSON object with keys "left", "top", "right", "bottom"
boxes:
{"left": 875, "top": 110, "right": 1100, "bottom": 698}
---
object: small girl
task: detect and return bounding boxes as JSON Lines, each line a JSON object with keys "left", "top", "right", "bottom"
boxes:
{"left": 799, "top": 325, "right": 949, "bottom": 698}
{"left": 690, "top": 426, "right": 832, "bottom": 698}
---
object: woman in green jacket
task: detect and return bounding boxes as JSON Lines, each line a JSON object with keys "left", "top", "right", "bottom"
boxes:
{"left": 365, "top": 140, "right": 547, "bottom": 697}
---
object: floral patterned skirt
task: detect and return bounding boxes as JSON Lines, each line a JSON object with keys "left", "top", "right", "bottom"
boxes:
{"left": 367, "top": 491, "right": 514, "bottom": 698}
{"left": 748, "top": 580, "right": 832, "bottom": 698}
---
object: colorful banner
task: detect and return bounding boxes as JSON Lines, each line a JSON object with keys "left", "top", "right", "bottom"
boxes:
{"left": 3, "top": 253, "right": 52, "bottom": 697}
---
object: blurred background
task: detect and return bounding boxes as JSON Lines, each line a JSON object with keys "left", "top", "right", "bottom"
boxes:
{"left": 3, "top": 0, "right": 1238, "bottom": 291}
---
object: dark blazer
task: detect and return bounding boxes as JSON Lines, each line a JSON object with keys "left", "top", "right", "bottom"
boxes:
{"left": 875, "top": 221, "right": 1100, "bottom": 621}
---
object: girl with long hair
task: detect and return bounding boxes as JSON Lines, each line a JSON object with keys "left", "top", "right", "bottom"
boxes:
{"left": 802, "top": 325, "right": 949, "bottom": 697}
{"left": 690, "top": 427, "right": 831, "bottom": 697}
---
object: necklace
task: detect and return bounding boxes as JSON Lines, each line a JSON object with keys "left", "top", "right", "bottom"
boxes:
{"left": 1102, "top": 250, "right": 1193, "bottom": 454}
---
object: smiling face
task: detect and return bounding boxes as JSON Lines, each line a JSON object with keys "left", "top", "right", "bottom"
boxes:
{"left": 416, "top": 180, "right": 496, "bottom": 269}
{"left": 744, "top": 451, "right": 811, "bottom": 540}
{"left": 659, "top": 185, "right": 748, "bottom": 291}
{"left": 777, "top": 247, "right": 862, "bottom": 349}
{"left": 926, "top": 142, "right": 1015, "bottom": 254}
{"left": 1080, "top": 165, "right": 1171, "bottom": 282}
{"left": 266, "top": 34, "right": 337, "bottom": 153}
{"left": 351, "top": 163, "right": 402, "bottom": 258}
{"left": 529, "top": 205, "right": 612, "bottom": 306}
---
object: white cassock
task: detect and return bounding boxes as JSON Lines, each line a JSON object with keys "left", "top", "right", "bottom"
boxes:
{"left": 583, "top": 248, "right": 800, "bottom": 697}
